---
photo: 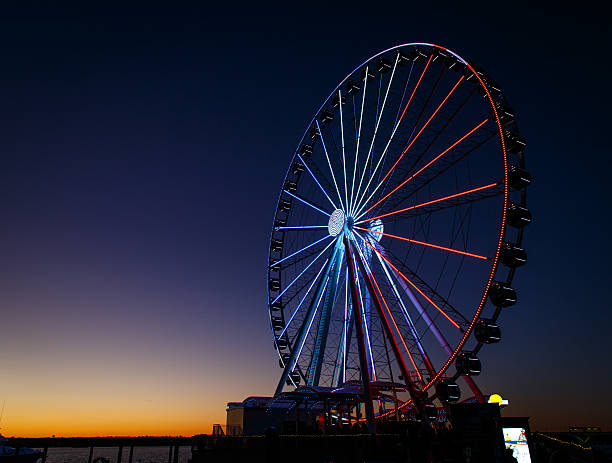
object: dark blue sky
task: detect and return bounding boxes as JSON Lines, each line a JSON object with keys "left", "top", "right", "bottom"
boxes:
{"left": 0, "top": 4, "right": 610, "bottom": 435}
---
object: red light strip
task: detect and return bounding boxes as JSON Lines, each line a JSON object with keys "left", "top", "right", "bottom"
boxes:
{"left": 364, "top": 118, "right": 488, "bottom": 215}
{"left": 377, "top": 75, "right": 465, "bottom": 190}
{"left": 355, "top": 227, "right": 489, "bottom": 261}
{"left": 362, "top": 240, "right": 461, "bottom": 330}
{"left": 361, "top": 182, "right": 499, "bottom": 223}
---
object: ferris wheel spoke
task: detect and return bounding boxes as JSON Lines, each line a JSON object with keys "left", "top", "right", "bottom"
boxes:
{"left": 357, "top": 182, "right": 501, "bottom": 225}
{"left": 338, "top": 89, "right": 349, "bottom": 212}
{"left": 297, "top": 153, "right": 338, "bottom": 211}
{"left": 351, "top": 55, "right": 432, "bottom": 216}
{"left": 349, "top": 66, "right": 369, "bottom": 216}
{"left": 351, "top": 54, "right": 400, "bottom": 217}
{"left": 278, "top": 256, "right": 330, "bottom": 338}
{"left": 270, "top": 238, "right": 335, "bottom": 306}
{"left": 315, "top": 120, "right": 345, "bottom": 211}
{"left": 283, "top": 189, "right": 331, "bottom": 217}
{"left": 358, "top": 237, "right": 469, "bottom": 331}
{"left": 271, "top": 235, "right": 333, "bottom": 275}
{"left": 274, "top": 225, "right": 329, "bottom": 232}
{"left": 355, "top": 226, "right": 490, "bottom": 261}
{"left": 361, "top": 118, "right": 489, "bottom": 218}
{"left": 353, "top": 74, "right": 465, "bottom": 219}
{"left": 351, "top": 236, "right": 424, "bottom": 383}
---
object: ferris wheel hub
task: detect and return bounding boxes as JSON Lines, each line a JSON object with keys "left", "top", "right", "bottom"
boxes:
{"left": 328, "top": 209, "right": 345, "bottom": 236}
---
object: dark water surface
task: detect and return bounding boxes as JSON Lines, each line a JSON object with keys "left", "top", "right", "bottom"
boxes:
{"left": 34, "top": 446, "right": 191, "bottom": 463}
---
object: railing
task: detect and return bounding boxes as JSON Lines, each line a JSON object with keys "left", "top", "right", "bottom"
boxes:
{"left": 6, "top": 436, "right": 192, "bottom": 463}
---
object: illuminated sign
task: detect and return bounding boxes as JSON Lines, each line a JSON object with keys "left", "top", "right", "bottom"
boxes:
{"left": 503, "top": 427, "right": 532, "bottom": 463}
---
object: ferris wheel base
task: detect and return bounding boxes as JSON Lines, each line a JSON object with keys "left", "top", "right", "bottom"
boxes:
{"left": 195, "top": 396, "right": 520, "bottom": 462}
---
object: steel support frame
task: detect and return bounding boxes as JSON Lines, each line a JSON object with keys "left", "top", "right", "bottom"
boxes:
{"left": 343, "top": 235, "right": 376, "bottom": 434}
{"left": 349, "top": 237, "right": 427, "bottom": 419}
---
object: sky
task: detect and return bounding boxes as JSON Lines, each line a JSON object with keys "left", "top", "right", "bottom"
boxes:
{"left": 0, "top": 3, "right": 610, "bottom": 436}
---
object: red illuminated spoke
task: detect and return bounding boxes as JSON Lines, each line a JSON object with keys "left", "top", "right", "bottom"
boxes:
{"left": 359, "top": 182, "right": 500, "bottom": 224}
{"left": 353, "top": 75, "right": 465, "bottom": 218}
{"left": 360, "top": 239, "right": 466, "bottom": 330}
{"left": 361, "top": 118, "right": 489, "bottom": 217}
{"left": 355, "top": 227, "right": 490, "bottom": 261}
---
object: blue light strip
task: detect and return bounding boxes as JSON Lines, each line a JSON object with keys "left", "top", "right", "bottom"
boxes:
{"left": 338, "top": 89, "right": 349, "bottom": 213}
{"left": 349, "top": 66, "right": 369, "bottom": 215}
{"left": 315, "top": 119, "right": 345, "bottom": 211}
{"left": 274, "top": 225, "right": 328, "bottom": 231}
{"left": 297, "top": 154, "right": 337, "bottom": 211}
{"left": 283, "top": 189, "right": 331, "bottom": 217}
{"left": 279, "top": 256, "right": 330, "bottom": 338}
{"left": 290, "top": 277, "right": 328, "bottom": 373}
{"left": 270, "top": 239, "right": 335, "bottom": 305}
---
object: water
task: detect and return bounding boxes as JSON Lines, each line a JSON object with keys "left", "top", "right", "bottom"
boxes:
{"left": 33, "top": 446, "right": 191, "bottom": 463}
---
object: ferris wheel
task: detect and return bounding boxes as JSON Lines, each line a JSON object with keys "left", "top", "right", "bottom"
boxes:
{"left": 267, "top": 43, "right": 530, "bottom": 422}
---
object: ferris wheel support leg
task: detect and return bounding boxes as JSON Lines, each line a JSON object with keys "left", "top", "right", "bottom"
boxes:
{"left": 350, "top": 237, "right": 427, "bottom": 420}
{"left": 274, "top": 238, "right": 343, "bottom": 397}
{"left": 344, "top": 235, "right": 376, "bottom": 434}
{"left": 374, "top": 241, "right": 485, "bottom": 402}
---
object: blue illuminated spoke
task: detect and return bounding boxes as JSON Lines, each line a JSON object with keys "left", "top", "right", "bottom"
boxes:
{"left": 351, "top": 55, "right": 399, "bottom": 217}
{"left": 316, "top": 120, "right": 345, "bottom": 211}
{"left": 350, "top": 66, "right": 369, "bottom": 215}
{"left": 279, "top": 256, "right": 330, "bottom": 338}
{"left": 270, "top": 234, "right": 332, "bottom": 269}
{"left": 338, "top": 89, "right": 349, "bottom": 213}
{"left": 274, "top": 225, "right": 328, "bottom": 231}
{"left": 270, "top": 239, "right": 335, "bottom": 305}
{"left": 298, "top": 154, "right": 338, "bottom": 211}
{"left": 284, "top": 190, "right": 331, "bottom": 217}
{"left": 291, "top": 278, "right": 328, "bottom": 373}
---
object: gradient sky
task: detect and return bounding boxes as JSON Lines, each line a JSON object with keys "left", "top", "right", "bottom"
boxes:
{"left": 0, "top": 4, "right": 610, "bottom": 437}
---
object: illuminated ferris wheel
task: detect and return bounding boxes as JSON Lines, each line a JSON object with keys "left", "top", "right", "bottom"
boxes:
{"left": 267, "top": 43, "right": 530, "bottom": 422}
